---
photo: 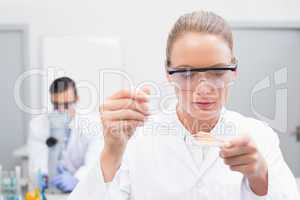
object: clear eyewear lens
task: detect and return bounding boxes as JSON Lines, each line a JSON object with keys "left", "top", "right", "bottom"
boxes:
{"left": 171, "top": 70, "right": 235, "bottom": 91}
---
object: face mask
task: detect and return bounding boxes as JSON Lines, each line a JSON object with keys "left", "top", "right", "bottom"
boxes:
{"left": 68, "top": 103, "right": 77, "bottom": 111}
{"left": 48, "top": 111, "right": 72, "bottom": 129}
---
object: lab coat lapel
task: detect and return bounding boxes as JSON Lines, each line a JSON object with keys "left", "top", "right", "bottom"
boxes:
{"left": 149, "top": 112, "right": 200, "bottom": 179}
{"left": 167, "top": 106, "right": 227, "bottom": 183}
{"left": 179, "top": 139, "right": 202, "bottom": 177}
{"left": 197, "top": 147, "right": 220, "bottom": 178}
{"left": 160, "top": 132, "right": 201, "bottom": 179}
{"left": 193, "top": 108, "right": 227, "bottom": 180}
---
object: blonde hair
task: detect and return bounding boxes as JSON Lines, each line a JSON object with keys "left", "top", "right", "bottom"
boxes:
{"left": 166, "top": 10, "right": 234, "bottom": 66}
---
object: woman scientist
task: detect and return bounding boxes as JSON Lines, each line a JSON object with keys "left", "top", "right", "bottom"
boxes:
{"left": 68, "top": 11, "right": 300, "bottom": 199}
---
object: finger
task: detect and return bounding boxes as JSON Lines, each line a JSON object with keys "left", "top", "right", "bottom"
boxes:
{"left": 104, "top": 120, "right": 144, "bottom": 134}
{"left": 223, "top": 154, "right": 258, "bottom": 166}
{"left": 57, "top": 182, "right": 65, "bottom": 190}
{"left": 61, "top": 185, "right": 67, "bottom": 191}
{"left": 220, "top": 144, "right": 256, "bottom": 158}
{"left": 229, "top": 164, "right": 258, "bottom": 176}
{"left": 57, "top": 165, "right": 65, "bottom": 174}
{"left": 51, "top": 176, "right": 62, "bottom": 185}
{"left": 109, "top": 89, "right": 149, "bottom": 102}
{"left": 104, "top": 120, "right": 144, "bottom": 131}
{"left": 102, "top": 109, "right": 147, "bottom": 121}
{"left": 224, "top": 136, "right": 251, "bottom": 148}
{"left": 101, "top": 99, "right": 149, "bottom": 115}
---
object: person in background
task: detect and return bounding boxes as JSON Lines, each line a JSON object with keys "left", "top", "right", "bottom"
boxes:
{"left": 28, "top": 77, "right": 102, "bottom": 193}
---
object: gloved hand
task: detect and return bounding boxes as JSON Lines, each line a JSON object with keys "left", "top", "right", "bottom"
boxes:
{"left": 51, "top": 165, "right": 78, "bottom": 193}
{"left": 39, "top": 173, "right": 48, "bottom": 191}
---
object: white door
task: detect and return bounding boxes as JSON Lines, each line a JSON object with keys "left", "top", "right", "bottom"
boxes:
{"left": 0, "top": 25, "right": 27, "bottom": 169}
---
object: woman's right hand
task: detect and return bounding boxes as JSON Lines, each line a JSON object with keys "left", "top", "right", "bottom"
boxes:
{"left": 99, "top": 88, "right": 150, "bottom": 181}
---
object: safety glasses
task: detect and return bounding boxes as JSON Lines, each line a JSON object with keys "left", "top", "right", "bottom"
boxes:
{"left": 52, "top": 101, "right": 76, "bottom": 110}
{"left": 166, "top": 60, "right": 238, "bottom": 91}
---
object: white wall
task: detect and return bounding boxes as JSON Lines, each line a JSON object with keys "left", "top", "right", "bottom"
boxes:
{"left": 0, "top": 0, "right": 300, "bottom": 111}
{"left": 0, "top": 0, "right": 299, "bottom": 129}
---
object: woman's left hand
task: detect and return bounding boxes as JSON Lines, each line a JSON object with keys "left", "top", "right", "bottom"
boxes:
{"left": 220, "top": 136, "right": 268, "bottom": 196}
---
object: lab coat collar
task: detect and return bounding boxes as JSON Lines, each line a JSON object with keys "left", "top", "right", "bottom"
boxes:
{"left": 173, "top": 106, "right": 227, "bottom": 181}
{"left": 68, "top": 111, "right": 83, "bottom": 130}
{"left": 68, "top": 114, "right": 76, "bottom": 129}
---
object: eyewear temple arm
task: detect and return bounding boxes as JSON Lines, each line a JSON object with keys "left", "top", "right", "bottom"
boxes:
{"left": 167, "top": 65, "right": 238, "bottom": 75}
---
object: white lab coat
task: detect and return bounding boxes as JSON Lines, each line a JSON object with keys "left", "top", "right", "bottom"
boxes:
{"left": 28, "top": 112, "right": 103, "bottom": 183}
{"left": 68, "top": 107, "right": 300, "bottom": 200}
